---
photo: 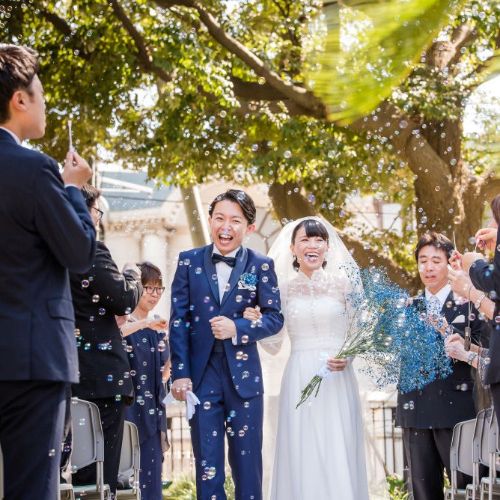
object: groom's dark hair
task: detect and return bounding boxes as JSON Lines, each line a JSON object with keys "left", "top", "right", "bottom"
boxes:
{"left": 209, "top": 189, "right": 256, "bottom": 225}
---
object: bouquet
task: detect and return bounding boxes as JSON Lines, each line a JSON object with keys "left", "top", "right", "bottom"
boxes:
{"left": 296, "top": 267, "right": 451, "bottom": 408}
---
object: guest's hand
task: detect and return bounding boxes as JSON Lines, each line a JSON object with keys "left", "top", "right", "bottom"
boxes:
{"left": 115, "top": 315, "right": 129, "bottom": 328}
{"left": 327, "top": 357, "right": 348, "bottom": 372}
{"left": 461, "top": 252, "right": 484, "bottom": 273}
{"left": 427, "top": 314, "right": 449, "bottom": 337}
{"left": 171, "top": 378, "right": 192, "bottom": 401}
{"left": 243, "top": 306, "right": 262, "bottom": 321}
{"left": 62, "top": 151, "right": 92, "bottom": 188}
{"left": 445, "top": 334, "right": 468, "bottom": 362}
{"left": 448, "top": 267, "right": 473, "bottom": 298}
{"left": 209, "top": 316, "right": 237, "bottom": 340}
{"left": 148, "top": 316, "right": 168, "bottom": 332}
{"left": 449, "top": 250, "right": 463, "bottom": 271}
{"left": 475, "top": 227, "right": 497, "bottom": 252}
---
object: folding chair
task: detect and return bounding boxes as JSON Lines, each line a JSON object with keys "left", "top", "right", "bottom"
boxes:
{"left": 466, "top": 409, "right": 490, "bottom": 500}
{"left": 116, "top": 421, "right": 141, "bottom": 499}
{"left": 446, "top": 418, "right": 476, "bottom": 500}
{"left": 480, "top": 411, "right": 500, "bottom": 500}
{"left": 70, "top": 398, "right": 111, "bottom": 500}
{"left": 59, "top": 482, "right": 76, "bottom": 500}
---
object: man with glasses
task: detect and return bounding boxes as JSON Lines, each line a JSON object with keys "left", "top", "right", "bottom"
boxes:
{"left": 69, "top": 184, "right": 143, "bottom": 496}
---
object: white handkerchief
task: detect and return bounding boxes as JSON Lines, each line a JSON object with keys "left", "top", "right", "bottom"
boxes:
{"left": 451, "top": 314, "right": 465, "bottom": 324}
{"left": 163, "top": 390, "right": 201, "bottom": 421}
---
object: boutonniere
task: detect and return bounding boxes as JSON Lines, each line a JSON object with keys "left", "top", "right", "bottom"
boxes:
{"left": 238, "top": 272, "right": 258, "bottom": 291}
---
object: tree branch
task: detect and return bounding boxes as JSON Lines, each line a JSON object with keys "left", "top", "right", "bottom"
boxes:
{"left": 425, "top": 24, "right": 475, "bottom": 70}
{"left": 350, "top": 102, "right": 450, "bottom": 185}
{"left": 37, "top": 4, "right": 91, "bottom": 60}
{"left": 109, "top": 0, "right": 173, "bottom": 82}
{"left": 153, "top": 0, "right": 327, "bottom": 117}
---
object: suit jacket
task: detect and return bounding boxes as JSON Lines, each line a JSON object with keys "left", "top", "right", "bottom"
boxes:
{"left": 0, "top": 129, "right": 96, "bottom": 383}
{"left": 70, "top": 241, "right": 142, "bottom": 399}
{"left": 169, "top": 244, "right": 284, "bottom": 399}
{"left": 469, "top": 228, "right": 500, "bottom": 385}
{"left": 396, "top": 291, "right": 486, "bottom": 428}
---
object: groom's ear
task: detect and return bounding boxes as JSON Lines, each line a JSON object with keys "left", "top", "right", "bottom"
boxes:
{"left": 246, "top": 223, "right": 256, "bottom": 234}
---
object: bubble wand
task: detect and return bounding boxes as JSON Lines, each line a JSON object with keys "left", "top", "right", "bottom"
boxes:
{"left": 67, "top": 119, "right": 74, "bottom": 153}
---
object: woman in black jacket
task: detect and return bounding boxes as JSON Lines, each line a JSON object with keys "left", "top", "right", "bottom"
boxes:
{"left": 71, "top": 185, "right": 143, "bottom": 495}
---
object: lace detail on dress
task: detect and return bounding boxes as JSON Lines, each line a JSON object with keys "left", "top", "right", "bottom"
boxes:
{"left": 285, "top": 269, "right": 349, "bottom": 353}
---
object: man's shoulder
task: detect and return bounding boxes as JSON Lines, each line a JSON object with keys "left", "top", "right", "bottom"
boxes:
{"left": 178, "top": 245, "right": 210, "bottom": 260}
{"left": 245, "top": 247, "right": 271, "bottom": 264}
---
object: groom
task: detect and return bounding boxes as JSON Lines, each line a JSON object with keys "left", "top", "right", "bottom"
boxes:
{"left": 169, "top": 189, "right": 284, "bottom": 500}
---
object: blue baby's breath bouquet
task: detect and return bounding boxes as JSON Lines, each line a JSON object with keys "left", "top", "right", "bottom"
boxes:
{"left": 296, "top": 267, "right": 451, "bottom": 408}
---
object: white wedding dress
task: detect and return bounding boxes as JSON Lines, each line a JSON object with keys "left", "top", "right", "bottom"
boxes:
{"left": 266, "top": 269, "right": 369, "bottom": 500}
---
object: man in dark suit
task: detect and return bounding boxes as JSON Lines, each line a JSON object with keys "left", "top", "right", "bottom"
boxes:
{"left": 169, "top": 189, "right": 284, "bottom": 500}
{"left": 0, "top": 45, "right": 96, "bottom": 499}
{"left": 70, "top": 185, "right": 143, "bottom": 495}
{"left": 396, "top": 232, "right": 486, "bottom": 500}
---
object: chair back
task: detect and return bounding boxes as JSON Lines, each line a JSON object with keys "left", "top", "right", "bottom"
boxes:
{"left": 474, "top": 409, "right": 488, "bottom": 465}
{"left": 118, "top": 421, "right": 141, "bottom": 492}
{"left": 456, "top": 418, "right": 476, "bottom": 477}
{"left": 70, "top": 398, "right": 105, "bottom": 470}
{"left": 480, "top": 407, "right": 494, "bottom": 467}
{"left": 119, "top": 422, "right": 140, "bottom": 477}
{"left": 488, "top": 412, "right": 500, "bottom": 472}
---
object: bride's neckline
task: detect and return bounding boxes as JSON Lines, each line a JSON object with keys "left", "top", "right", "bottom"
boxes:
{"left": 296, "top": 268, "right": 326, "bottom": 281}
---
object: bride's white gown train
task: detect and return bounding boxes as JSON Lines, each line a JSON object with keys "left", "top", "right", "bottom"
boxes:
{"left": 267, "top": 270, "right": 369, "bottom": 500}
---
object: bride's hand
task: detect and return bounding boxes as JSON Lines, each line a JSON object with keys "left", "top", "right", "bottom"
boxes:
{"left": 243, "top": 306, "right": 262, "bottom": 321}
{"left": 327, "top": 357, "right": 348, "bottom": 371}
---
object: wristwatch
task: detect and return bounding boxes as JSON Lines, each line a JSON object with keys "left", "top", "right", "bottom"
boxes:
{"left": 466, "top": 351, "right": 478, "bottom": 366}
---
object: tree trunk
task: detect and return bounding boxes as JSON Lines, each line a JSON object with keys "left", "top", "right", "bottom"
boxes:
{"left": 180, "top": 186, "right": 210, "bottom": 247}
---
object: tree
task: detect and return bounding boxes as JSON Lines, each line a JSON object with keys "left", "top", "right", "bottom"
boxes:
{"left": 1, "top": 0, "right": 498, "bottom": 288}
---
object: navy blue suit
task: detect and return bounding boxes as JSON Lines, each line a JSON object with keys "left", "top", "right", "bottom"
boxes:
{"left": 169, "top": 244, "right": 284, "bottom": 500}
{"left": 0, "top": 128, "right": 96, "bottom": 499}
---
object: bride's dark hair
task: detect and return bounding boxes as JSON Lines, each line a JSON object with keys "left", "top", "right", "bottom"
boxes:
{"left": 291, "top": 219, "right": 329, "bottom": 271}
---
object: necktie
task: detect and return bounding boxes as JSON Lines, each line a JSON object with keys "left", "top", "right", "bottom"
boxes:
{"left": 427, "top": 295, "right": 442, "bottom": 317}
{"left": 212, "top": 253, "right": 236, "bottom": 267}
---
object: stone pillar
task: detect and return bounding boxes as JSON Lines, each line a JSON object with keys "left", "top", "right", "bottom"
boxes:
{"left": 141, "top": 229, "right": 169, "bottom": 315}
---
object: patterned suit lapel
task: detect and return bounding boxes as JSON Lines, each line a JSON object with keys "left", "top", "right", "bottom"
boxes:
{"left": 203, "top": 244, "right": 220, "bottom": 305}
{"left": 220, "top": 247, "right": 248, "bottom": 308}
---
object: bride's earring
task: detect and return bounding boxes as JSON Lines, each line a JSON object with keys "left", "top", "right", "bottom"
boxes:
{"left": 293, "top": 255, "right": 300, "bottom": 271}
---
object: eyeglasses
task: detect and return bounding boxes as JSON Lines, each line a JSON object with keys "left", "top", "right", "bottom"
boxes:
{"left": 92, "top": 207, "right": 104, "bottom": 221}
{"left": 144, "top": 286, "right": 165, "bottom": 295}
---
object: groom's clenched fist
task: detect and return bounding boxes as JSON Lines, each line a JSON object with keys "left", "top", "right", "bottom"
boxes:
{"left": 171, "top": 378, "right": 192, "bottom": 401}
{"left": 209, "top": 316, "right": 236, "bottom": 340}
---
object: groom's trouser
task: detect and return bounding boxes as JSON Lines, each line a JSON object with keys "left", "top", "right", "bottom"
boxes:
{"left": 0, "top": 380, "right": 67, "bottom": 500}
{"left": 403, "top": 427, "right": 470, "bottom": 500}
{"left": 190, "top": 351, "right": 263, "bottom": 500}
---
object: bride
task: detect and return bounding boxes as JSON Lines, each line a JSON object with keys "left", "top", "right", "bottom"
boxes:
{"left": 245, "top": 217, "right": 369, "bottom": 500}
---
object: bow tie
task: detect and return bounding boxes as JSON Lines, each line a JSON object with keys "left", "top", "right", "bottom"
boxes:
{"left": 212, "top": 253, "right": 236, "bottom": 267}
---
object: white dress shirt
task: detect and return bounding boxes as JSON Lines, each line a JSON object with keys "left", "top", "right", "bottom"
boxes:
{"left": 212, "top": 246, "right": 240, "bottom": 300}
{"left": 0, "top": 126, "right": 21, "bottom": 145}
{"left": 425, "top": 283, "right": 452, "bottom": 310}
{"left": 212, "top": 246, "right": 241, "bottom": 346}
